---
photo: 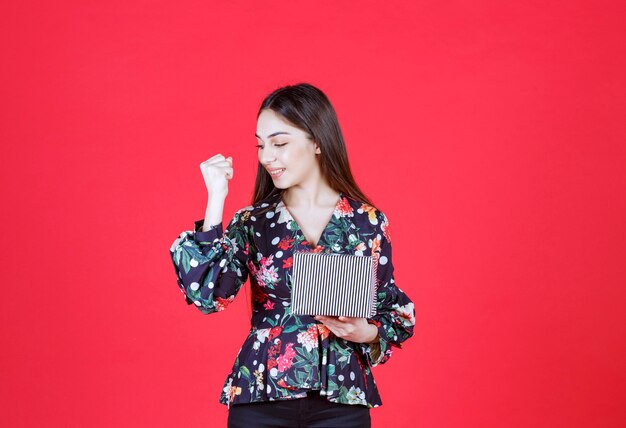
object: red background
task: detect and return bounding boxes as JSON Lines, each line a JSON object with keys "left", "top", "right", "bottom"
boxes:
{"left": 1, "top": 1, "right": 625, "bottom": 427}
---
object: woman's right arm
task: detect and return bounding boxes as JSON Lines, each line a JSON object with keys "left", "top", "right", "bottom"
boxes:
{"left": 169, "top": 199, "right": 251, "bottom": 315}
{"left": 169, "top": 153, "right": 249, "bottom": 314}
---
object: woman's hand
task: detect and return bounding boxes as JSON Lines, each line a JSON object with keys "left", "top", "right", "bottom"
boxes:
{"left": 314, "top": 315, "right": 379, "bottom": 344}
{"left": 200, "top": 154, "right": 233, "bottom": 198}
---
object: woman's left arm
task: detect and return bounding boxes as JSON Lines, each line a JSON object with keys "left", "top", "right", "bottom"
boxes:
{"left": 358, "top": 211, "right": 415, "bottom": 366}
{"left": 314, "top": 211, "right": 415, "bottom": 365}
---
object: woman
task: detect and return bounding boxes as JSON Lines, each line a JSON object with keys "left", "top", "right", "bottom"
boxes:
{"left": 169, "top": 83, "right": 415, "bottom": 427}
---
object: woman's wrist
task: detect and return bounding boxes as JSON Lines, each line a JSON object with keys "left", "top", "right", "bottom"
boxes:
{"left": 365, "top": 323, "right": 379, "bottom": 344}
{"left": 204, "top": 193, "right": 226, "bottom": 230}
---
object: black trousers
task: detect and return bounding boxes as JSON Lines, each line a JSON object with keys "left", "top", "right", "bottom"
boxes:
{"left": 227, "top": 390, "right": 371, "bottom": 428}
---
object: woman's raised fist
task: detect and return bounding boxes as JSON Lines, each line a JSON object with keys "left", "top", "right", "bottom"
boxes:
{"left": 199, "top": 154, "right": 233, "bottom": 197}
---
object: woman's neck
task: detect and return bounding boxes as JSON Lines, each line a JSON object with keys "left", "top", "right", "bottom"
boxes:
{"left": 282, "top": 185, "right": 339, "bottom": 209}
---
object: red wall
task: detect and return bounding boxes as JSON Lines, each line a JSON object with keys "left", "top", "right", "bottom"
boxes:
{"left": 1, "top": 1, "right": 625, "bottom": 427}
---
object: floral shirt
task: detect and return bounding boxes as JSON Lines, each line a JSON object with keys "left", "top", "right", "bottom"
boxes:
{"left": 169, "top": 191, "right": 415, "bottom": 408}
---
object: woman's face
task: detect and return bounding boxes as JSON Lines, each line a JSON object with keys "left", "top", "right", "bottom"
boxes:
{"left": 256, "top": 109, "right": 321, "bottom": 190}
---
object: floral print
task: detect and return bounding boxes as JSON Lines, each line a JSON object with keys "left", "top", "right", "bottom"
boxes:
{"left": 169, "top": 191, "right": 415, "bottom": 408}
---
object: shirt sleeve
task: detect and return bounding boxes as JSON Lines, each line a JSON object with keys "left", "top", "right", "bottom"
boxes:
{"left": 169, "top": 208, "right": 250, "bottom": 314}
{"left": 359, "top": 211, "right": 415, "bottom": 366}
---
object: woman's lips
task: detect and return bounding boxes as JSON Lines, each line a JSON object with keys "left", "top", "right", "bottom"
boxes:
{"left": 268, "top": 168, "right": 285, "bottom": 178}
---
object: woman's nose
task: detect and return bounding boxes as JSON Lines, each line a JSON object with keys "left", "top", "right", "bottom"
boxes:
{"left": 259, "top": 145, "right": 276, "bottom": 164}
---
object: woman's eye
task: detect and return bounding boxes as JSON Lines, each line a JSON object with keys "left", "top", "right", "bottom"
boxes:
{"left": 255, "top": 143, "right": 286, "bottom": 149}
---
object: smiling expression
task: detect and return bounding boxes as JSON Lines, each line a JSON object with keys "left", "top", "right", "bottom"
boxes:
{"left": 255, "top": 109, "right": 322, "bottom": 190}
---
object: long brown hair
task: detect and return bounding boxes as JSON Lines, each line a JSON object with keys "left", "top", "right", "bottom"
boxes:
{"left": 245, "top": 83, "right": 380, "bottom": 319}
{"left": 251, "top": 82, "right": 378, "bottom": 211}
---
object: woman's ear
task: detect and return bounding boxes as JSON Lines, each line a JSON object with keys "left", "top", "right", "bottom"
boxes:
{"left": 314, "top": 144, "right": 321, "bottom": 155}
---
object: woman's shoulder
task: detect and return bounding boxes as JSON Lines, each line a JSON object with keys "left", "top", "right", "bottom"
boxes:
{"left": 230, "top": 192, "right": 282, "bottom": 223}
{"left": 341, "top": 193, "right": 392, "bottom": 243}
{"left": 343, "top": 193, "right": 389, "bottom": 223}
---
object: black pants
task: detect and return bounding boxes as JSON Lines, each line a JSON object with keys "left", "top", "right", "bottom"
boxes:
{"left": 227, "top": 390, "right": 371, "bottom": 428}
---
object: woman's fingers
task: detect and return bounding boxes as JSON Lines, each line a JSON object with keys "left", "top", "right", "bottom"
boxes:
{"left": 200, "top": 156, "right": 233, "bottom": 173}
{"left": 315, "top": 316, "right": 371, "bottom": 342}
{"left": 201, "top": 154, "right": 232, "bottom": 166}
{"left": 315, "top": 315, "right": 346, "bottom": 334}
{"left": 211, "top": 161, "right": 232, "bottom": 168}
{"left": 202, "top": 154, "right": 224, "bottom": 165}
{"left": 203, "top": 159, "right": 231, "bottom": 167}
{"left": 316, "top": 315, "right": 352, "bottom": 323}
{"left": 200, "top": 154, "right": 233, "bottom": 195}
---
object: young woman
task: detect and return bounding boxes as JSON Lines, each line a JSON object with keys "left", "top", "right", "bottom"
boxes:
{"left": 169, "top": 83, "right": 415, "bottom": 427}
